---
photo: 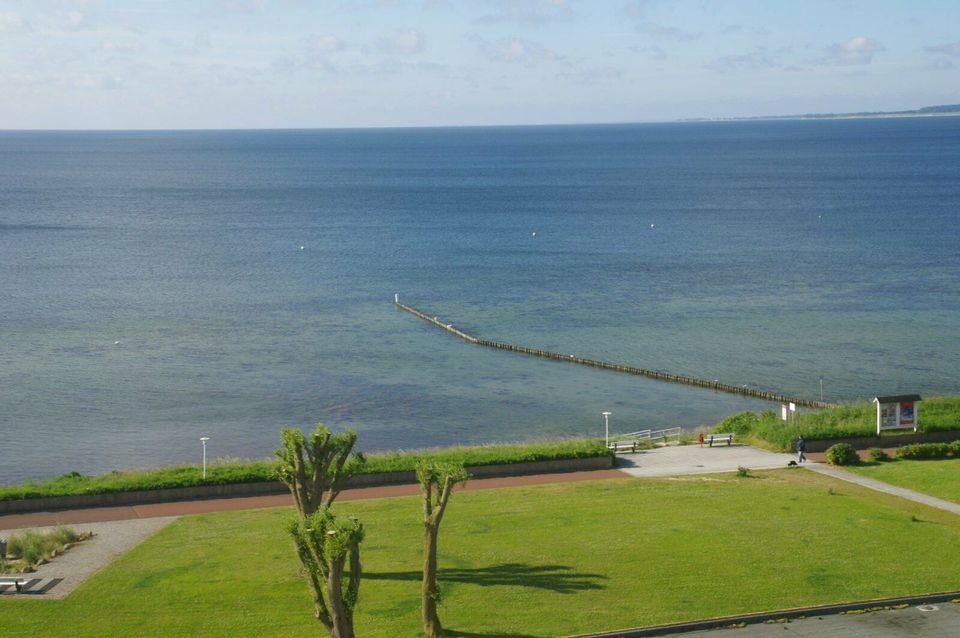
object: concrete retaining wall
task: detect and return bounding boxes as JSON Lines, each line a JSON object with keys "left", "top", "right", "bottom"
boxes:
{"left": 0, "top": 455, "right": 614, "bottom": 515}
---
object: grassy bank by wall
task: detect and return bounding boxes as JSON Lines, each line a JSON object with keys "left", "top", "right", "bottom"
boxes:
{"left": 713, "top": 396, "right": 960, "bottom": 451}
{"left": 0, "top": 438, "right": 610, "bottom": 502}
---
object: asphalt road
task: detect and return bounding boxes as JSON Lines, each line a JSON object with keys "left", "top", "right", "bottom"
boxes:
{"left": 666, "top": 601, "right": 960, "bottom": 637}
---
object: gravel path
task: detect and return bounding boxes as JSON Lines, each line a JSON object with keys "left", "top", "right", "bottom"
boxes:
{"left": 0, "top": 517, "right": 177, "bottom": 598}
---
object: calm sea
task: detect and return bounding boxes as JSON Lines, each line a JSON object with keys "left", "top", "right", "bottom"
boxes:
{"left": 2, "top": 119, "right": 958, "bottom": 482}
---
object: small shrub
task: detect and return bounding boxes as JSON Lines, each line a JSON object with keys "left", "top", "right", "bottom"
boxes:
{"left": 18, "top": 532, "right": 45, "bottom": 566}
{"left": 949, "top": 440, "right": 960, "bottom": 455}
{"left": 5, "top": 534, "right": 23, "bottom": 558}
{"left": 825, "top": 443, "right": 860, "bottom": 466}
{"left": 895, "top": 443, "right": 951, "bottom": 460}
{"left": 867, "top": 448, "right": 890, "bottom": 463}
{"left": 715, "top": 411, "right": 759, "bottom": 436}
{"left": 736, "top": 466, "right": 751, "bottom": 477}
{"left": 51, "top": 526, "right": 80, "bottom": 545}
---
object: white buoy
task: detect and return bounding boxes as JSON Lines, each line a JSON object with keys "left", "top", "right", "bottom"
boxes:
{"left": 114, "top": 340, "right": 120, "bottom": 345}
{"left": 650, "top": 223, "right": 655, "bottom": 229}
{"left": 300, "top": 246, "right": 304, "bottom": 250}
{"left": 532, "top": 231, "right": 537, "bottom": 237}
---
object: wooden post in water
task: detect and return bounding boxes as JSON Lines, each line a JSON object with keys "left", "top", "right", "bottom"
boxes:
{"left": 394, "top": 297, "right": 832, "bottom": 409}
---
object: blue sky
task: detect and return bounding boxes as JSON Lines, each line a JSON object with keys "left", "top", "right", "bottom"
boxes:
{"left": 2, "top": 0, "right": 959, "bottom": 129}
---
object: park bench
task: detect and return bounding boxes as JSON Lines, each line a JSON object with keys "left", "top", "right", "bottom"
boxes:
{"left": 0, "top": 578, "right": 27, "bottom": 593}
{"left": 707, "top": 433, "right": 734, "bottom": 447}
{"left": 608, "top": 440, "right": 639, "bottom": 453}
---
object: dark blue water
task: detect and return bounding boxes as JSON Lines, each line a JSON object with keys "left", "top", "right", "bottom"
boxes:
{"left": 2, "top": 119, "right": 958, "bottom": 482}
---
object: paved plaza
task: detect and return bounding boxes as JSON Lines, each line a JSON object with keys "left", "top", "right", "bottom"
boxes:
{"left": 615, "top": 442, "right": 797, "bottom": 477}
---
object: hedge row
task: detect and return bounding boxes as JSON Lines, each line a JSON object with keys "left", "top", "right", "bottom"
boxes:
{"left": 895, "top": 441, "right": 960, "bottom": 460}
{"left": 0, "top": 438, "right": 610, "bottom": 502}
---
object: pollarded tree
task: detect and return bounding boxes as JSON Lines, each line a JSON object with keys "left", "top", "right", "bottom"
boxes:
{"left": 287, "top": 511, "right": 364, "bottom": 638}
{"left": 276, "top": 425, "right": 366, "bottom": 518}
{"left": 417, "top": 461, "right": 470, "bottom": 638}
{"left": 276, "top": 425, "right": 366, "bottom": 637}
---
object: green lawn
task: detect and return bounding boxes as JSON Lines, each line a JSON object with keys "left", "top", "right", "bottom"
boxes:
{"left": 3, "top": 470, "right": 960, "bottom": 637}
{"left": 848, "top": 458, "right": 960, "bottom": 504}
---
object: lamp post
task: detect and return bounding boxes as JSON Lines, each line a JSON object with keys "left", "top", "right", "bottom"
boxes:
{"left": 602, "top": 412, "right": 611, "bottom": 447}
{"left": 200, "top": 437, "right": 210, "bottom": 480}
{"left": 820, "top": 377, "right": 824, "bottom": 402}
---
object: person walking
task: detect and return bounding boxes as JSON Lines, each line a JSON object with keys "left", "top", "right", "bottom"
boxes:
{"left": 796, "top": 435, "right": 806, "bottom": 463}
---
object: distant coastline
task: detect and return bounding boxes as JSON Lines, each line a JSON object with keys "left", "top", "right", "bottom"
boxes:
{"left": 683, "top": 103, "right": 960, "bottom": 122}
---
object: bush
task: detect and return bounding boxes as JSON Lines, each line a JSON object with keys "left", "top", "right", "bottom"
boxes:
{"left": 17, "top": 532, "right": 45, "bottom": 566}
{"left": 51, "top": 525, "right": 80, "bottom": 545}
{"left": 825, "top": 443, "right": 860, "bottom": 466}
{"left": 895, "top": 443, "right": 952, "bottom": 460}
{"left": 866, "top": 448, "right": 890, "bottom": 463}
{"left": 714, "top": 411, "right": 759, "bottom": 436}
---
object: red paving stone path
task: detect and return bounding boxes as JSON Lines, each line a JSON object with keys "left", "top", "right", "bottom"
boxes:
{"left": 0, "top": 469, "right": 627, "bottom": 530}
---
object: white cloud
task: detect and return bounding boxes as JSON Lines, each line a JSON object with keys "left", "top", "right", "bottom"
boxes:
{"left": 473, "top": 35, "right": 563, "bottom": 65}
{"left": 194, "top": 33, "right": 213, "bottom": 49}
{"left": 635, "top": 22, "right": 698, "bottom": 41}
{"left": 924, "top": 42, "right": 960, "bottom": 58}
{"left": 308, "top": 34, "right": 346, "bottom": 54}
{"left": 705, "top": 48, "right": 780, "bottom": 72}
{"left": 0, "top": 11, "right": 30, "bottom": 33}
{"left": 75, "top": 74, "right": 125, "bottom": 91}
{"left": 926, "top": 58, "right": 954, "bottom": 70}
{"left": 103, "top": 40, "right": 144, "bottom": 54}
{"left": 558, "top": 66, "right": 623, "bottom": 84}
{"left": 821, "top": 36, "right": 884, "bottom": 66}
{"left": 629, "top": 44, "right": 667, "bottom": 60}
{"left": 63, "top": 10, "right": 85, "bottom": 30}
{"left": 377, "top": 29, "right": 424, "bottom": 55}
{"left": 476, "top": 0, "right": 572, "bottom": 26}
{"left": 622, "top": 0, "right": 659, "bottom": 20}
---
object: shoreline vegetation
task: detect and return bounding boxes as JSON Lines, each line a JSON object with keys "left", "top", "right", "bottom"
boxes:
{"left": 2, "top": 396, "right": 957, "bottom": 503}
{"left": 0, "top": 439, "right": 610, "bottom": 503}
{"left": 714, "top": 395, "right": 960, "bottom": 450}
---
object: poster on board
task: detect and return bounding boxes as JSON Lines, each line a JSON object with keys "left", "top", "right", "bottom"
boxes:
{"left": 899, "top": 401, "right": 915, "bottom": 426}
{"left": 874, "top": 395, "right": 921, "bottom": 434}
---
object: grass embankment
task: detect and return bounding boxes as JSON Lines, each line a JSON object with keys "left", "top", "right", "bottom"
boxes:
{"left": 0, "top": 439, "right": 609, "bottom": 502}
{"left": 848, "top": 458, "right": 960, "bottom": 504}
{"left": 714, "top": 396, "right": 960, "bottom": 451}
{"left": 3, "top": 470, "right": 960, "bottom": 636}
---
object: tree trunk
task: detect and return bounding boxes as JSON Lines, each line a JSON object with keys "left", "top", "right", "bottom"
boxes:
{"left": 422, "top": 522, "right": 442, "bottom": 638}
{"left": 326, "top": 549, "right": 360, "bottom": 638}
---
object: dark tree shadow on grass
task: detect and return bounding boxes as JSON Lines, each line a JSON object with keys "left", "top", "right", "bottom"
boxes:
{"left": 365, "top": 563, "right": 606, "bottom": 593}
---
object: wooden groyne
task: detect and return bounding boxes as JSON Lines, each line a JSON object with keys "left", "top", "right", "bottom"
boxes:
{"left": 394, "top": 295, "right": 831, "bottom": 409}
